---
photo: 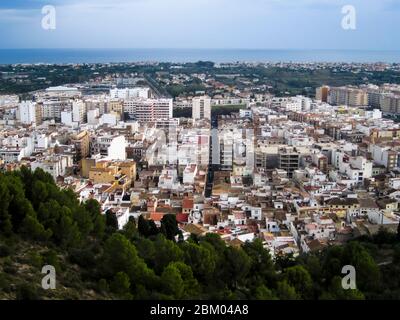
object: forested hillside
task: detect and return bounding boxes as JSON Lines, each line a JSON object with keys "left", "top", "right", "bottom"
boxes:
{"left": 1, "top": 167, "right": 400, "bottom": 300}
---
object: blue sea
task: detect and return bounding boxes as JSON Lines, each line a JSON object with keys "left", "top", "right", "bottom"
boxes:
{"left": 0, "top": 49, "right": 400, "bottom": 64}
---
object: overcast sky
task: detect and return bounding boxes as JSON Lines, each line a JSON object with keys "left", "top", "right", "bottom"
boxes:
{"left": 0, "top": 0, "right": 399, "bottom": 49}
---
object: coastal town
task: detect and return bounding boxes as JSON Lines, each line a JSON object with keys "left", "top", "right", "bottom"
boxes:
{"left": 1, "top": 61, "right": 400, "bottom": 259}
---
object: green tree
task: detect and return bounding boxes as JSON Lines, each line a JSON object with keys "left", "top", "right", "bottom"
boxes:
{"left": 71, "top": 207, "right": 93, "bottom": 237}
{"left": 16, "top": 283, "right": 40, "bottom": 300}
{"left": 56, "top": 208, "right": 81, "bottom": 248}
{"left": 397, "top": 222, "right": 400, "bottom": 242}
{"left": 42, "top": 249, "right": 62, "bottom": 272}
{"left": 98, "top": 279, "right": 109, "bottom": 293}
{"left": 321, "top": 245, "right": 345, "bottom": 281}
{"left": 152, "top": 234, "right": 184, "bottom": 274}
{"left": 105, "top": 210, "right": 118, "bottom": 233}
{"left": 102, "top": 233, "right": 157, "bottom": 290}
{"left": 138, "top": 215, "right": 159, "bottom": 237}
{"left": 122, "top": 216, "right": 138, "bottom": 241}
{"left": 135, "top": 237, "right": 157, "bottom": 267}
{"left": 31, "top": 180, "right": 49, "bottom": 209}
{"left": 202, "top": 233, "right": 226, "bottom": 255}
{"left": 275, "top": 280, "right": 300, "bottom": 300}
{"left": 20, "top": 213, "right": 51, "bottom": 241}
{"left": 168, "top": 261, "right": 200, "bottom": 299}
{"left": 33, "top": 167, "right": 55, "bottom": 185}
{"left": 160, "top": 214, "right": 180, "bottom": 241}
{"left": 223, "top": 247, "right": 251, "bottom": 289}
{"left": 161, "top": 263, "right": 184, "bottom": 299}
{"left": 84, "top": 199, "right": 105, "bottom": 238}
{"left": 254, "top": 284, "right": 277, "bottom": 300}
{"left": 303, "top": 254, "right": 323, "bottom": 281}
{"left": 243, "top": 239, "right": 275, "bottom": 286}
{"left": 373, "top": 228, "right": 396, "bottom": 245}
{"left": 181, "top": 241, "right": 216, "bottom": 283}
{"left": 320, "top": 276, "right": 364, "bottom": 300}
{"left": 110, "top": 272, "right": 132, "bottom": 299}
{"left": 342, "top": 241, "right": 380, "bottom": 292}
{"left": 0, "top": 181, "right": 12, "bottom": 236}
{"left": 69, "top": 247, "right": 96, "bottom": 269}
{"left": 283, "top": 265, "right": 313, "bottom": 299}
{"left": 4, "top": 174, "right": 31, "bottom": 232}
{"left": 17, "top": 165, "right": 34, "bottom": 200}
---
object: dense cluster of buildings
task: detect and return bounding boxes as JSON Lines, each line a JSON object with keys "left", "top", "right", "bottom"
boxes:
{"left": 317, "top": 84, "right": 400, "bottom": 115}
{"left": 1, "top": 77, "right": 400, "bottom": 258}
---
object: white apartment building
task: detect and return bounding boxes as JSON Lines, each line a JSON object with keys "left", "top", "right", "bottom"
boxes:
{"left": 217, "top": 129, "right": 246, "bottom": 170}
{"left": 72, "top": 100, "right": 87, "bottom": 123}
{"left": 192, "top": 96, "right": 211, "bottom": 120}
{"left": 365, "top": 109, "right": 382, "bottom": 119}
{"left": 18, "top": 101, "right": 37, "bottom": 125}
{"left": 87, "top": 109, "right": 100, "bottom": 125}
{"left": 107, "top": 136, "right": 127, "bottom": 160}
{"left": 31, "top": 154, "right": 74, "bottom": 179}
{"left": 33, "top": 133, "right": 49, "bottom": 150}
{"left": 174, "top": 99, "right": 192, "bottom": 109}
{"left": 0, "top": 95, "right": 19, "bottom": 107}
{"left": 41, "top": 99, "right": 70, "bottom": 120}
{"left": 331, "top": 150, "right": 373, "bottom": 182}
{"left": 61, "top": 111, "right": 74, "bottom": 126}
{"left": 100, "top": 113, "right": 118, "bottom": 127}
{"left": 45, "top": 86, "right": 80, "bottom": 97}
{"left": 282, "top": 97, "right": 302, "bottom": 112}
{"left": 301, "top": 96, "right": 312, "bottom": 111}
{"left": 370, "top": 144, "right": 399, "bottom": 171}
{"left": 328, "top": 86, "right": 369, "bottom": 107}
{"left": 85, "top": 96, "right": 108, "bottom": 115}
{"left": 0, "top": 135, "right": 34, "bottom": 163}
{"left": 124, "top": 98, "right": 173, "bottom": 122}
{"left": 91, "top": 135, "right": 126, "bottom": 160}
{"left": 239, "top": 109, "right": 253, "bottom": 118}
{"left": 183, "top": 164, "right": 198, "bottom": 184}
{"left": 177, "top": 131, "right": 209, "bottom": 167}
{"left": 110, "top": 88, "right": 150, "bottom": 100}
{"left": 158, "top": 168, "right": 180, "bottom": 190}
{"left": 0, "top": 147, "right": 26, "bottom": 163}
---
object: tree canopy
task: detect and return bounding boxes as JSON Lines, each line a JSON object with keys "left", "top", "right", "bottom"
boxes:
{"left": 0, "top": 168, "right": 399, "bottom": 300}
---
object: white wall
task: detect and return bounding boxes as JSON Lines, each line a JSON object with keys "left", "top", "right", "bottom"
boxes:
{"left": 108, "top": 136, "right": 126, "bottom": 160}
{"left": 61, "top": 111, "right": 73, "bottom": 126}
{"left": 19, "top": 101, "right": 36, "bottom": 125}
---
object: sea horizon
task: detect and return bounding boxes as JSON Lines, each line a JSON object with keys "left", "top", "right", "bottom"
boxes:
{"left": 0, "top": 48, "right": 400, "bottom": 65}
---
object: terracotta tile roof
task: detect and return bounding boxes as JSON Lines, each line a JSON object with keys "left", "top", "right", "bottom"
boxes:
{"left": 176, "top": 213, "right": 189, "bottom": 223}
{"left": 182, "top": 198, "right": 194, "bottom": 209}
{"left": 150, "top": 212, "right": 165, "bottom": 222}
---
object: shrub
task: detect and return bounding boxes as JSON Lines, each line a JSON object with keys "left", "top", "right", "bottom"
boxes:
{"left": 16, "top": 283, "right": 40, "bottom": 300}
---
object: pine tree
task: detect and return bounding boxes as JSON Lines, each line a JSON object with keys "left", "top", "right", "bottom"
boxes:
{"left": 0, "top": 181, "right": 12, "bottom": 236}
